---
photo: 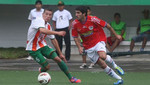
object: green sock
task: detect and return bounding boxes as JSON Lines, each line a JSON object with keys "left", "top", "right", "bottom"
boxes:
{"left": 40, "top": 67, "right": 47, "bottom": 72}
{"left": 57, "top": 60, "right": 72, "bottom": 79}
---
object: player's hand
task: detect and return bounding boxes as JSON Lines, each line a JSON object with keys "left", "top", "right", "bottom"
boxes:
{"left": 79, "top": 47, "right": 83, "bottom": 54}
{"left": 57, "top": 31, "right": 66, "bottom": 36}
{"left": 116, "top": 35, "right": 122, "bottom": 41}
{"left": 59, "top": 54, "right": 67, "bottom": 63}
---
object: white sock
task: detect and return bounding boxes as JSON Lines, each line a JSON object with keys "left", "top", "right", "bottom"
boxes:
{"left": 105, "top": 55, "right": 117, "bottom": 69}
{"left": 104, "top": 66, "right": 122, "bottom": 80}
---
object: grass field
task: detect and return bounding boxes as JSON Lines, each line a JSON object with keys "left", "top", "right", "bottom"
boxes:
{"left": 0, "top": 47, "right": 28, "bottom": 59}
{"left": 0, "top": 70, "right": 149, "bottom": 85}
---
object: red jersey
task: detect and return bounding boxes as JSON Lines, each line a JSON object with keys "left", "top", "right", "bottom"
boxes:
{"left": 72, "top": 16, "right": 107, "bottom": 50}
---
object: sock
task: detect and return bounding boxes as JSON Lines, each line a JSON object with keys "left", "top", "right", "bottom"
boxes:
{"left": 105, "top": 55, "right": 117, "bottom": 69}
{"left": 57, "top": 60, "right": 72, "bottom": 79}
{"left": 40, "top": 67, "right": 47, "bottom": 72}
{"left": 104, "top": 66, "right": 122, "bottom": 80}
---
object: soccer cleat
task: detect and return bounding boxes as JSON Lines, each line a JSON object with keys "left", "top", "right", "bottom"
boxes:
{"left": 70, "top": 77, "right": 81, "bottom": 83}
{"left": 80, "top": 63, "right": 87, "bottom": 68}
{"left": 26, "top": 56, "right": 33, "bottom": 60}
{"left": 114, "top": 79, "right": 123, "bottom": 85}
{"left": 115, "top": 66, "right": 124, "bottom": 76}
{"left": 88, "top": 63, "right": 94, "bottom": 69}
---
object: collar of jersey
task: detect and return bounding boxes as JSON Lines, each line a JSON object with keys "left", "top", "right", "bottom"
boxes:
{"left": 81, "top": 16, "right": 88, "bottom": 24}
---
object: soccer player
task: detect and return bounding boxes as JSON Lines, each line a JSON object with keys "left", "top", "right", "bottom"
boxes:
{"left": 79, "top": 6, "right": 95, "bottom": 69}
{"left": 27, "top": 0, "right": 44, "bottom": 60}
{"left": 26, "top": 9, "right": 81, "bottom": 83}
{"left": 72, "top": 6, "right": 124, "bottom": 85}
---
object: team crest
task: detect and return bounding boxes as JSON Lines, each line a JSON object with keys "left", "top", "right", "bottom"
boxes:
{"left": 89, "top": 26, "right": 93, "bottom": 30}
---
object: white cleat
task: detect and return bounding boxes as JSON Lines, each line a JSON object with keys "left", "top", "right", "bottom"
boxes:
{"left": 26, "top": 56, "right": 33, "bottom": 60}
{"left": 88, "top": 63, "right": 95, "bottom": 69}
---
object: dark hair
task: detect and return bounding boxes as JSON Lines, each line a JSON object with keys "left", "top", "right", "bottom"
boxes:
{"left": 35, "top": 0, "right": 42, "bottom": 5}
{"left": 44, "top": 9, "right": 53, "bottom": 13}
{"left": 114, "top": 13, "right": 121, "bottom": 18}
{"left": 87, "top": 6, "right": 91, "bottom": 11}
{"left": 75, "top": 6, "right": 87, "bottom": 16}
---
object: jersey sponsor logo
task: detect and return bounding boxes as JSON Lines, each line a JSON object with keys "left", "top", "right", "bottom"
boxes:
{"left": 89, "top": 26, "right": 93, "bottom": 30}
{"left": 80, "top": 31, "right": 93, "bottom": 37}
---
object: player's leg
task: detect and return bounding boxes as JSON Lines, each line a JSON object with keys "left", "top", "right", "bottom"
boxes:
{"left": 106, "top": 37, "right": 113, "bottom": 52}
{"left": 80, "top": 48, "right": 87, "bottom": 68}
{"left": 141, "top": 37, "right": 147, "bottom": 51}
{"left": 53, "top": 55, "right": 81, "bottom": 83}
{"left": 106, "top": 42, "right": 112, "bottom": 52}
{"left": 111, "top": 39, "right": 121, "bottom": 52}
{"left": 141, "top": 33, "right": 149, "bottom": 51}
{"left": 99, "top": 52, "right": 124, "bottom": 75}
{"left": 129, "top": 39, "right": 135, "bottom": 52}
{"left": 28, "top": 50, "right": 50, "bottom": 72}
{"left": 97, "top": 52, "right": 123, "bottom": 85}
{"left": 97, "top": 41, "right": 124, "bottom": 75}
{"left": 96, "top": 57, "right": 122, "bottom": 80}
{"left": 41, "top": 46, "right": 81, "bottom": 83}
{"left": 80, "top": 55, "right": 87, "bottom": 68}
{"left": 130, "top": 33, "right": 143, "bottom": 51}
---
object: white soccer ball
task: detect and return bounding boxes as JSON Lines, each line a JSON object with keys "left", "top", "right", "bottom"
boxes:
{"left": 38, "top": 72, "right": 51, "bottom": 85}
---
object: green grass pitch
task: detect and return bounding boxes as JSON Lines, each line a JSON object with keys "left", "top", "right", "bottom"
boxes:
{"left": 0, "top": 70, "right": 149, "bottom": 85}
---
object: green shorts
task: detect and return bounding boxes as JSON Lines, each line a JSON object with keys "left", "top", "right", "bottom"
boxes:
{"left": 28, "top": 46, "right": 57, "bottom": 68}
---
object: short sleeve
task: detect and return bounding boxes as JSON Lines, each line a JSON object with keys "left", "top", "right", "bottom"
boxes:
{"left": 67, "top": 11, "right": 72, "bottom": 20}
{"left": 32, "top": 18, "right": 45, "bottom": 29}
{"left": 28, "top": 11, "right": 32, "bottom": 20}
{"left": 71, "top": 21, "right": 78, "bottom": 38}
{"left": 47, "top": 35, "right": 55, "bottom": 39}
{"left": 91, "top": 16, "right": 107, "bottom": 28}
{"left": 52, "top": 12, "right": 57, "bottom": 21}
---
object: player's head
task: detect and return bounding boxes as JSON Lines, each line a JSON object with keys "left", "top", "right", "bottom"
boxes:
{"left": 43, "top": 9, "right": 53, "bottom": 22}
{"left": 114, "top": 13, "right": 121, "bottom": 23}
{"left": 87, "top": 6, "right": 91, "bottom": 15}
{"left": 143, "top": 9, "right": 149, "bottom": 19}
{"left": 75, "top": 6, "right": 87, "bottom": 21}
{"left": 57, "top": 1, "right": 65, "bottom": 11}
{"left": 35, "top": 0, "right": 42, "bottom": 10}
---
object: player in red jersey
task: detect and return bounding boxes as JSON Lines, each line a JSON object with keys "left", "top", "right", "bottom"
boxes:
{"left": 72, "top": 6, "right": 124, "bottom": 85}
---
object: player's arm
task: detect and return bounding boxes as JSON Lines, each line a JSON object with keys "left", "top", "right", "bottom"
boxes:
{"left": 39, "top": 28, "right": 66, "bottom": 36}
{"left": 74, "top": 37, "right": 83, "bottom": 54}
{"left": 51, "top": 39, "right": 67, "bottom": 62}
{"left": 106, "top": 23, "right": 122, "bottom": 40}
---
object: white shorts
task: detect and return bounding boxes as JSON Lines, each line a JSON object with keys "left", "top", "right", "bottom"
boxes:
{"left": 85, "top": 41, "right": 106, "bottom": 64}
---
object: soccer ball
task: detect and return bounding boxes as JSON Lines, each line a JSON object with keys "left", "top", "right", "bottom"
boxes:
{"left": 38, "top": 72, "right": 51, "bottom": 85}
